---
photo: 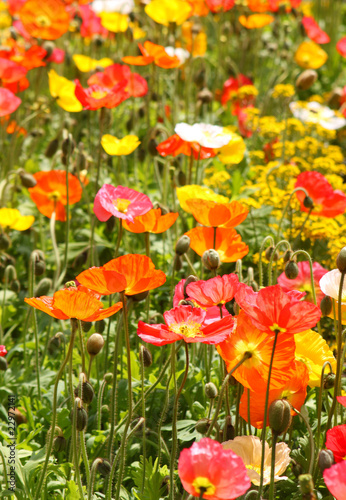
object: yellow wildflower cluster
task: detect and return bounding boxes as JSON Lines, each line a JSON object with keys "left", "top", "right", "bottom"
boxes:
{"left": 272, "top": 84, "right": 295, "bottom": 99}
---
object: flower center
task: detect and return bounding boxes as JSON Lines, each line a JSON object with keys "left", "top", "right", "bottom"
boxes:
{"left": 91, "top": 90, "right": 108, "bottom": 99}
{"left": 169, "top": 320, "right": 202, "bottom": 338}
{"left": 269, "top": 323, "right": 287, "bottom": 333}
{"left": 36, "top": 15, "right": 52, "bottom": 27}
{"left": 115, "top": 198, "right": 131, "bottom": 213}
{"left": 234, "top": 340, "right": 259, "bottom": 367}
{"left": 48, "top": 190, "right": 62, "bottom": 201}
{"left": 246, "top": 464, "right": 262, "bottom": 475}
{"left": 192, "top": 477, "right": 216, "bottom": 495}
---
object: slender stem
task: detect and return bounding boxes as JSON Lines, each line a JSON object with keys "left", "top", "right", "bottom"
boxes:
{"left": 78, "top": 320, "right": 86, "bottom": 374}
{"left": 276, "top": 187, "right": 310, "bottom": 241}
{"left": 267, "top": 240, "right": 290, "bottom": 286}
{"left": 50, "top": 209, "right": 60, "bottom": 290}
{"left": 88, "top": 458, "right": 103, "bottom": 500}
{"left": 72, "top": 399, "right": 84, "bottom": 498}
{"left": 269, "top": 433, "right": 278, "bottom": 500}
{"left": 140, "top": 348, "right": 147, "bottom": 495}
{"left": 258, "top": 236, "right": 274, "bottom": 287}
{"left": 293, "top": 207, "right": 313, "bottom": 246}
{"left": 97, "top": 379, "right": 107, "bottom": 431}
{"left": 114, "top": 219, "right": 123, "bottom": 259}
{"left": 315, "top": 361, "right": 333, "bottom": 453}
{"left": 292, "top": 407, "right": 315, "bottom": 475}
{"left": 29, "top": 254, "right": 41, "bottom": 402}
{"left": 158, "top": 372, "right": 172, "bottom": 466}
{"left": 80, "top": 429, "right": 90, "bottom": 490}
{"left": 58, "top": 156, "right": 70, "bottom": 287}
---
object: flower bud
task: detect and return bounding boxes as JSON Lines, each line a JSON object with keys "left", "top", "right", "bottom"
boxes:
{"left": 0, "top": 357, "right": 8, "bottom": 371}
{"left": 70, "top": 405, "right": 88, "bottom": 431}
{"left": 195, "top": 418, "right": 211, "bottom": 434}
{"left": 173, "top": 254, "right": 182, "bottom": 271}
{"left": 318, "top": 449, "right": 334, "bottom": 473}
{"left": 295, "top": 70, "right": 317, "bottom": 91}
{"left": 96, "top": 458, "right": 111, "bottom": 476}
{"left": 87, "top": 333, "right": 104, "bottom": 356}
{"left": 10, "top": 280, "right": 20, "bottom": 294}
{"left": 34, "top": 259, "right": 46, "bottom": 277}
{"left": 44, "top": 137, "right": 59, "bottom": 158}
{"left": 285, "top": 261, "right": 299, "bottom": 280}
{"left": 53, "top": 435, "right": 67, "bottom": 453}
{"left": 298, "top": 474, "right": 315, "bottom": 496}
{"left": 222, "top": 415, "right": 235, "bottom": 441}
{"left": 323, "top": 372, "right": 335, "bottom": 389}
{"left": 139, "top": 345, "right": 152, "bottom": 367}
{"left": 336, "top": 246, "right": 346, "bottom": 273}
{"left": 320, "top": 295, "right": 332, "bottom": 316}
{"left": 0, "top": 233, "right": 11, "bottom": 250}
{"left": 62, "top": 132, "right": 75, "bottom": 156}
{"left": 283, "top": 249, "right": 293, "bottom": 263}
{"left": 19, "top": 171, "right": 37, "bottom": 188}
{"left": 178, "top": 169, "right": 186, "bottom": 186}
{"left": 265, "top": 246, "right": 279, "bottom": 262}
{"left": 269, "top": 399, "right": 292, "bottom": 435}
{"left": 198, "top": 88, "right": 213, "bottom": 104}
{"left": 104, "top": 373, "right": 113, "bottom": 384}
{"left": 204, "top": 382, "right": 218, "bottom": 399}
{"left": 43, "top": 41, "right": 55, "bottom": 58}
{"left": 131, "top": 290, "right": 149, "bottom": 302}
{"left": 48, "top": 335, "right": 62, "bottom": 355}
{"left": 75, "top": 380, "right": 95, "bottom": 405}
{"left": 178, "top": 299, "right": 194, "bottom": 306}
{"left": 202, "top": 249, "right": 220, "bottom": 271}
{"left": 34, "top": 277, "right": 52, "bottom": 297}
{"left": 291, "top": 459, "right": 304, "bottom": 478}
{"left": 95, "top": 319, "right": 105, "bottom": 334}
{"left": 148, "top": 138, "right": 158, "bottom": 156}
{"left": 183, "top": 275, "right": 199, "bottom": 297}
{"left": 81, "top": 321, "right": 92, "bottom": 333}
{"left": 175, "top": 235, "right": 190, "bottom": 255}
{"left": 14, "top": 408, "right": 26, "bottom": 425}
{"left": 303, "top": 196, "right": 314, "bottom": 209}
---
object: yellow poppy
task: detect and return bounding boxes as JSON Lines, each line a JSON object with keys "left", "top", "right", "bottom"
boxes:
{"left": 145, "top": 0, "right": 192, "bottom": 27}
{"left": 217, "top": 131, "right": 246, "bottom": 164}
{"left": 73, "top": 55, "right": 114, "bottom": 73}
{"left": 0, "top": 208, "right": 34, "bottom": 231}
{"left": 294, "top": 41, "right": 328, "bottom": 70}
{"left": 176, "top": 185, "right": 229, "bottom": 213}
{"left": 101, "top": 135, "right": 140, "bottom": 156}
{"left": 181, "top": 21, "right": 207, "bottom": 57}
{"left": 100, "top": 12, "right": 128, "bottom": 33}
{"left": 239, "top": 14, "right": 274, "bottom": 29}
{"left": 48, "top": 70, "right": 83, "bottom": 113}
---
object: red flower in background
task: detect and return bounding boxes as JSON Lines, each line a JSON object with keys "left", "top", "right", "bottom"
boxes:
{"left": 336, "top": 37, "right": 346, "bottom": 58}
{"left": 326, "top": 425, "right": 346, "bottom": 462}
{"left": 0, "top": 346, "right": 7, "bottom": 357}
{"left": 205, "top": 0, "right": 235, "bottom": 12}
{"left": 78, "top": 4, "right": 108, "bottom": 38}
{"left": 88, "top": 64, "right": 148, "bottom": 98}
{"left": 277, "top": 261, "right": 328, "bottom": 305}
{"left": 0, "top": 40, "right": 47, "bottom": 71}
{"left": 221, "top": 74, "right": 253, "bottom": 109}
{"left": 74, "top": 80, "right": 129, "bottom": 110}
{"left": 295, "top": 171, "right": 346, "bottom": 218}
{"left": 157, "top": 134, "right": 216, "bottom": 159}
{"left": 324, "top": 461, "right": 346, "bottom": 500}
{"left": 0, "top": 89, "right": 21, "bottom": 117}
{"left": 302, "top": 17, "right": 330, "bottom": 44}
{"left": 0, "top": 58, "right": 28, "bottom": 94}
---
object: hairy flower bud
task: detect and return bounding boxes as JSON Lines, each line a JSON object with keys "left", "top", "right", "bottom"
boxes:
{"left": 318, "top": 449, "right": 334, "bottom": 473}
{"left": 131, "top": 290, "right": 149, "bottom": 302}
{"left": 298, "top": 474, "right": 315, "bottom": 497}
{"left": 104, "top": 373, "right": 113, "bottom": 384}
{"left": 95, "top": 319, "right": 105, "bottom": 334}
{"left": 283, "top": 249, "right": 294, "bottom": 263}
{"left": 265, "top": 246, "right": 279, "bottom": 262}
{"left": 34, "top": 278, "right": 52, "bottom": 297}
{"left": 202, "top": 249, "right": 220, "bottom": 271}
{"left": 295, "top": 70, "right": 317, "bottom": 91}
{"left": 183, "top": 275, "right": 199, "bottom": 297}
{"left": 34, "top": 259, "right": 46, "bottom": 277}
{"left": 175, "top": 235, "right": 190, "bottom": 255}
{"left": 48, "top": 335, "right": 62, "bottom": 355}
{"left": 81, "top": 321, "right": 92, "bottom": 333}
{"left": 87, "top": 333, "right": 104, "bottom": 356}
{"left": 323, "top": 373, "right": 335, "bottom": 389}
{"left": 74, "top": 381, "right": 95, "bottom": 405}
{"left": 139, "top": 345, "right": 152, "bottom": 367}
{"left": 303, "top": 196, "right": 314, "bottom": 209}
{"left": 195, "top": 418, "right": 211, "bottom": 435}
{"left": 45, "top": 137, "right": 60, "bottom": 158}
{"left": 19, "top": 171, "right": 37, "bottom": 188}
{"left": 222, "top": 415, "right": 235, "bottom": 441}
{"left": 204, "top": 382, "right": 218, "bottom": 399}
{"left": 96, "top": 458, "right": 111, "bottom": 476}
{"left": 320, "top": 295, "right": 332, "bottom": 317}
{"left": 336, "top": 246, "right": 346, "bottom": 273}
{"left": 269, "top": 399, "right": 292, "bottom": 435}
{"left": 0, "top": 357, "right": 8, "bottom": 371}
{"left": 53, "top": 435, "right": 67, "bottom": 453}
{"left": 0, "top": 233, "right": 11, "bottom": 251}
{"left": 285, "top": 261, "right": 299, "bottom": 280}
{"left": 70, "top": 405, "right": 88, "bottom": 431}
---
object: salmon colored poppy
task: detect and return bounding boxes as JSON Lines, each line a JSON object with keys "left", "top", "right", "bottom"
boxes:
{"left": 0, "top": 208, "right": 34, "bottom": 231}
{"left": 239, "top": 14, "right": 274, "bottom": 29}
{"left": 178, "top": 438, "right": 250, "bottom": 499}
{"left": 185, "top": 226, "right": 249, "bottom": 263}
{"left": 205, "top": 0, "right": 235, "bottom": 13}
{"left": 324, "top": 461, "right": 346, "bottom": 500}
{"left": 122, "top": 208, "right": 178, "bottom": 234}
{"left": 239, "top": 361, "right": 309, "bottom": 428}
{"left": 93, "top": 184, "right": 152, "bottom": 222}
{"left": 302, "top": 16, "right": 330, "bottom": 44}
{"left": 18, "top": 0, "right": 70, "bottom": 40}
{"left": 79, "top": 4, "right": 107, "bottom": 38}
{"left": 77, "top": 254, "right": 166, "bottom": 296}
{"left": 25, "top": 285, "right": 123, "bottom": 321}
{"left": 122, "top": 41, "right": 180, "bottom": 69}
{"left": 74, "top": 80, "right": 129, "bottom": 110}
{"left": 326, "top": 425, "right": 346, "bottom": 462}
{"left": 0, "top": 88, "right": 21, "bottom": 117}
{"left": 88, "top": 64, "right": 148, "bottom": 98}
{"left": 235, "top": 284, "right": 321, "bottom": 335}
{"left": 186, "top": 199, "right": 248, "bottom": 228}
{"left": 145, "top": 0, "right": 192, "bottom": 27}
{"left": 337, "top": 396, "right": 346, "bottom": 407}
{"left": 277, "top": 261, "right": 328, "bottom": 305}
{"left": 176, "top": 185, "right": 229, "bottom": 213}
{"left": 217, "top": 311, "right": 296, "bottom": 391}
{"left": 137, "top": 305, "right": 235, "bottom": 346}
{"left": 0, "top": 58, "right": 27, "bottom": 86}
{"left": 186, "top": 274, "right": 239, "bottom": 307}
{"left": 28, "top": 170, "right": 83, "bottom": 222}
{"left": 294, "top": 41, "right": 328, "bottom": 69}
{"left": 336, "top": 37, "right": 346, "bottom": 58}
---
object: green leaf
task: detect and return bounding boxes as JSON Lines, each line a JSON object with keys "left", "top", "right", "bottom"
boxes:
{"left": 65, "top": 480, "right": 81, "bottom": 500}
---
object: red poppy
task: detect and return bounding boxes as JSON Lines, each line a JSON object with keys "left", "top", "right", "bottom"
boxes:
{"left": 186, "top": 274, "right": 239, "bottom": 307}
{"left": 19, "top": 0, "right": 70, "bottom": 41}
{"left": 302, "top": 17, "right": 330, "bottom": 44}
{"left": 77, "top": 254, "right": 166, "bottom": 296}
{"left": 185, "top": 227, "right": 249, "bottom": 262}
{"left": 0, "top": 89, "right": 21, "bottom": 117}
{"left": 326, "top": 425, "right": 346, "bottom": 462}
{"left": 0, "top": 346, "right": 7, "bottom": 357}
{"left": 235, "top": 284, "right": 321, "bottom": 335}
{"left": 239, "top": 361, "right": 309, "bottom": 428}
{"left": 217, "top": 311, "right": 296, "bottom": 391}
{"left": 156, "top": 134, "right": 216, "bottom": 160}
{"left": 46, "top": 48, "right": 65, "bottom": 64}
{"left": 277, "top": 261, "right": 328, "bottom": 306}
{"left": 74, "top": 80, "right": 129, "bottom": 110}
{"left": 337, "top": 37, "right": 346, "bottom": 58}
{"left": 178, "top": 438, "right": 251, "bottom": 499}
{"left": 87, "top": 64, "right": 148, "bottom": 98}
{"left": 295, "top": 171, "right": 346, "bottom": 218}
{"left": 25, "top": 285, "right": 122, "bottom": 321}
{"left": 0, "top": 58, "right": 27, "bottom": 85}
{"left": 122, "top": 208, "right": 178, "bottom": 234}
{"left": 337, "top": 396, "right": 346, "bottom": 407}
{"left": 0, "top": 40, "right": 47, "bottom": 71}
{"left": 205, "top": 0, "right": 235, "bottom": 13}
{"left": 122, "top": 41, "right": 180, "bottom": 69}
{"left": 186, "top": 199, "right": 248, "bottom": 228}
{"left": 324, "top": 461, "right": 346, "bottom": 500}
{"left": 28, "top": 170, "right": 83, "bottom": 221}
{"left": 221, "top": 74, "right": 253, "bottom": 109}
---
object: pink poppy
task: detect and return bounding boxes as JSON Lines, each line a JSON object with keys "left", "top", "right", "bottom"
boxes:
{"left": 302, "top": 17, "right": 330, "bottom": 44}
{"left": 337, "top": 37, "right": 346, "bottom": 57}
{"left": 277, "top": 261, "right": 328, "bottom": 305}
{"left": 74, "top": 80, "right": 129, "bottom": 110}
{"left": 88, "top": 64, "right": 148, "bottom": 98}
{"left": 137, "top": 305, "right": 235, "bottom": 346}
{"left": 323, "top": 461, "right": 346, "bottom": 500}
{"left": 0, "top": 88, "right": 21, "bottom": 117}
{"left": 93, "top": 184, "right": 152, "bottom": 222}
{"left": 337, "top": 396, "right": 346, "bottom": 407}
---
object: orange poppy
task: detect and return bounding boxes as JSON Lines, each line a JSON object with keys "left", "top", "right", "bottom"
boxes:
{"left": 185, "top": 227, "right": 249, "bottom": 262}
{"left": 77, "top": 254, "right": 166, "bottom": 296}
{"left": 19, "top": 0, "right": 70, "bottom": 41}
{"left": 217, "top": 311, "right": 296, "bottom": 391}
{"left": 122, "top": 41, "right": 180, "bottom": 69}
{"left": 122, "top": 208, "right": 179, "bottom": 234}
{"left": 187, "top": 0, "right": 210, "bottom": 16}
{"left": 0, "top": 40, "right": 47, "bottom": 71}
{"left": 239, "top": 361, "right": 309, "bottom": 429}
{"left": 25, "top": 285, "right": 123, "bottom": 321}
{"left": 186, "top": 199, "right": 248, "bottom": 228}
{"left": 239, "top": 14, "right": 274, "bottom": 29}
{"left": 28, "top": 170, "right": 83, "bottom": 222}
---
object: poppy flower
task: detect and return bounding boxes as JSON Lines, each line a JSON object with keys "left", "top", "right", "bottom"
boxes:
{"left": 217, "top": 132, "right": 246, "bottom": 164}
{"left": 0, "top": 41, "right": 47, "bottom": 71}
{"left": 181, "top": 21, "right": 207, "bottom": 56}
{"left": 294, "top": 41, "right": 328, "bottom": 69}
{"left": 92, "top": 0, "right": 134, "bottom": 14}
{"left": 93, "top": 184, "right": 152, "bottom": 223}
{"left": 239, "top": 14, "right": 274, "bottom": 29}
{"left": 122, "top": 208, "right": 178, "bottom": 234}
{"left": 0, "top": 88, "right": 21, "bottom": 117}
{"left": 0, "top": 58, "right": 27, "bottom": 87}
{"left": 319, "top": 269, "right": 346, "bottom": 323}
{"left": 223, "top": 436, "right": 291, "bottom": 486}
{"left": 186, "top": 274, "right": 239, "bottom": 308}
{"left": 18, "top": 0, "right": 70, "bottom": 40}
{"left": 295, "top": 171, "right": 346, "bottom": 218}
{"left": 221, "top": 74, "right": 253, "bottom": 109}
{"left": 99, "top": 12, "right": 128, "bottom": 32}
{"left": 185, "top": 227, "right": 249, "bottom": 263}
{"left": 101, "top": 135, "right": 140, "bottom": 156}
{"left": 294, "top": 329, "right": 336, "bottom": 387}
{"left": 186, "top": 199, "right": 248, "bottom": 228}
{"left": 205, "top": 0, "right": 235, "bottom": 13}
{"left": 72, "top": 55, "right": 113, "bottom": 73}
{"left": 336, "top": 37, "right": 346, "bottom": 58}
{"left": 235, "top": 283, "right": 321, "bottom": 335}
{"left": 277, "top": 261, "right": 328, "bottom": 305}
{"left": 323, "top": 461, "right": 346, "bottom": 500}
{"left": 337, "top": 396, "right": 346, "bottom": 407}
{"left": 144, "top": 0, "right": 192, "bottom": 27}
{"left": 217, "top": 311, "right": 296, "bottom": 391}
{"left": 48, "top": 70, "right": 83, "bottom": 113}
{"left": 0, "top": 346, "right": 7, "bottom": 357}
{"left": 326, "top": 425, "right": 346, "bottom": 462}
{"left": 122, "top": 41, "right": 181, "bottom": 69}
{"left": 176, "top": 185, "right": 229, "bottom": 213}
{"left": 239, "top": 361, "right": 309, "bottom": 428}
{"left": 28, "top": 170, "right": 83, "bottom": 222}
{"left": 79, "top": 4, "right": 107, "bottom": 38}
{"left": 87, "top": 63, "right": 148, "bottom": 98}
{"left": 290, "top": 101, "right": 346, "bottom": 130}
{"left": 302, "top": 17, "right": 330, "bottom": 44}
{"left": 2, "top": 118, "right": 27, "bottom": 136}
{"left": 186, "top": 0, "right": 210, "bottom": 16}
{"left": 77, "top": 254, "right": 166, "bottom": 296}
{"left": 25, "top": 286, "right": 123, "bottom": 321}
{"left": 164, "top": 47, "right": 190, "bottom": 66}
{"left": 157, "top": 134, "right": 216, "bottom": 160}
{"left": 178, "top": 438, "right": 251, "bottom": 499}
{"left": 74, "top": 80, "right": 129, "bottom": 110}
{"left": 0, "top": 208, "right": 34, "bottom": 231}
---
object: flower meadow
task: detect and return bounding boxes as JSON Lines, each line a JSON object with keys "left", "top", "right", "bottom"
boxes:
{"left": 2, "top": 0, "right": 346, "bottom": 499}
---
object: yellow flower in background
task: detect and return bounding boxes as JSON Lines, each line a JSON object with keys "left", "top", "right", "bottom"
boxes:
{"left": 272, "top": 84, "right": 295, "bottom": 99}
{"left": 294, "top": 329, "right": 336, "bottom": 387}
{"left": 100, "top": 12, "right": 128, "bottom": 32}
{"left": 145, "top": 0, "right": 192, "bottom": 27}
{"left": 0, "top": 1, "right": 11, "bottom": 29}
{"left": 176, "top": 185, "right": 229, "bottom": 213}
{"left": 294, "top": 41, "right": 328, "bottom": 69}
{"left": 239, "top": 14, "right": 274, "bottom": 29}
{"left": 217, "top": 131, "right": 246, "bottom": 165}
{"left": 101, "top": 135, "right": 140, "bottom": 155}
{"left": 181, "top": 22, "right": 207, "bottom": 57}
{"left": 73, "top": 55, "right": 114, "bottom": 73}
{"left": 129, "top": 21, "right": 146, "bottom": 40}
{"left": 0, "top": 208, "right": 34, "bottom": 231}
{"left": 48, "top": 70, "right": 83, "bottom": 113}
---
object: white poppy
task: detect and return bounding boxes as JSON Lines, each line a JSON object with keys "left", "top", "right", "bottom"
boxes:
{"left": 92, "top": 0, "right": 135, "bottom": 14}
{"left": 164, "top": 47, "right": 190, "bottom": 66}
{"left": 175, "top": 123, "right": 233, "bottom": 148}
{"left": 319, "top": 269, "right": 346, "bottom": 303}
{"left": 289, "top": 101, "right": 346, "bottom": 130}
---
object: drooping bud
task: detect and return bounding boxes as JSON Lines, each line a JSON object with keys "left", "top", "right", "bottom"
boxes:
{"left": 204, "top": 382, "right": 218, "bottom": 399}
{"left": 139, "top": 345, "right": 152, "bottom": 367}
{"left": 178, "top": 169, "right": 186, "bottom": 186}
{"left": 95, "top": 319, "right": 105, "bottom": 334}
{"left": 96, "top": 458, "right": 111, "bottom": 476}
{"left": 295, "top": 70, "right": 317, "bottom": 91}
{"left": 131, "top": 290, "right": 149, "bottom": 302}
{"left": 19, "top": 171, "right": 37, "bottom": 188}
{"left": 0, "top": 357, "right": 8, "bottom": 371}
{"left": 323, "top": 373, "right": 335, "bottom": 389}
{"left": 0, "top": 233, "right": 11, "bottom": 250}
{"left": 336, "top": 246, "right": 346, "bottom": 273}
{"left": 222, "top": 415, "right": 235, "bottom": 441}
{"left": 269, "top": 399, "right": 292, "bottom": 435}
{"left": 34, "top": 256, "right": 46, "bottom": 276}
{"left": 298, "top": 474, "right": 316, "bottom": 499}
{"left": 53, "top": 435, "right": 67, "bottom": 453}
{"left": 285, "top": 261, "right": 299, "bottom": 280}
{"left": 303, "top": 196, "right": 314, "bottom": 209}
{"left": 48, "top": 334, "right": 62, "bottom": 355}
{"left": 81, "top": 321, "right": 92, "bottom": 333}
{"left": 87, "top": 333, "right": 104, "bottom": 356}
{"left": 283, "top": 249, "right": 293, "bottom": 263}
{"left": 74, "top": 380, "right": 95, "bottom": 405}
{"left": 183, "top": 275, "right": 199, "bottom": 297}
{"left": 70, "top": 405, "right": 88, "bottom": 431}
{"left": 173, "top": 254, "right": 182, "bottom": 271}
{"left": 104, "top": 373, "right": 113, "bottom": 384}
{"left": 202, "top": 249, "right": 220, "bottom": 271}
{"left": 34, "top": 278, "right": 52, "bottom": 296}
{"left": 62, "top": 130, "right": 75, "bottom": 156}
{"left": 265, "top": 246, "right": 279, "bottom": 262}
{"left": 175, "top": 235, "right": 190, "bottom": 255}
{"left": 198, "top": 88, "right": 213, "bottom": 104}
{"left": 10, "top": 280, "right": 20, "bottom": 294}
{"left": 291, "top": 460, "right": 304, "bottom": 478}
{"left": 195, "top": 418, "right": 211, "bottom": 434}
{"left": 320, "top": 295, "right": 332, "bottom": 316}
{"left": 148, "top": 138, "right": 158, "bottom": 156}
{"left": 318, "top": 449, "right": 334, "bottom": 473}
{"left": 45, "top": 137, "right": 60, "bottom": 158}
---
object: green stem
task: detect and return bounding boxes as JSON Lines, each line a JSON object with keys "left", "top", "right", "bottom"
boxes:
{"left": 258, "top": 236, "right": 274, "bottom": 287}
{"left": 72, "top": 399, "right": 84, "bottom": 498}
{"left": 114, "top": 219, "right": 123, "bottom": 259}
{"left": 140, "top": 347, "right": 147, "bottom": 495}
{"left": 267, "top": 240, "right": 290, "bottom": 286}
{"left": 80, "top": 429, "right": 90, "bottom": 490}
{"left": 29, "top": 254, "right": 41, "bottom": 402}
{"left": 293, "top": 207, "right": 313, "bottom": 246}
{"left": 276, "top": 187, "right": 310, "bottom": 241}
{"left": 269, "top": 433, "right": 278, "bottom": 500}
{"left": 50, "top": 209, "right": 61, "bottom": 291}
{"left": 292, "top": 406, "right": 315, "bottom": 475}
{"left": 97, "top": 379, "right": 107, "bottom": 431}
{"left": 78, "top": 320, "right": 86, "bottom": 374}
{"left": 88, "top": 458, "right": 103, "bottom": 500}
